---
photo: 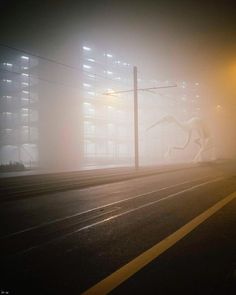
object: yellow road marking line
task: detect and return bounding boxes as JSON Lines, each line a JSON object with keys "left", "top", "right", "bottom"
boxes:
{"left": 81, "top": 191, "right": 236, "bottom": 295}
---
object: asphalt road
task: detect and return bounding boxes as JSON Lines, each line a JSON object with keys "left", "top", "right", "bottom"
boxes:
{"left": 0, "top": 162, "right": 235, "bottom": 295}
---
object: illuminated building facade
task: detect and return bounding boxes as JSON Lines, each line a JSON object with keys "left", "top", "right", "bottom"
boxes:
{"left": 0, "top": 43, "right": 203, "bottom": 169}
{"left": 81, "top": 45, "right": 134, "bottom": 167}
{"left": 80, "top": 44, "right": 203, "bottom": 167}
{"left": 0, "top": 50, "right": 39, "bottom": 167}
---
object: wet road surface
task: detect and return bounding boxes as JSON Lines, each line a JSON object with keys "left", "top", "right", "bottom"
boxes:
{"left": 0, "top": 162, "right": 235, "bottom": 294}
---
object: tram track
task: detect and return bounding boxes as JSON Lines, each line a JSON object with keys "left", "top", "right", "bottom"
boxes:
{"left": 0, "top": 174, "right": 223, "bottom": 258}
{"left": 0, "top": 164, "right": 197, "bottom": 201}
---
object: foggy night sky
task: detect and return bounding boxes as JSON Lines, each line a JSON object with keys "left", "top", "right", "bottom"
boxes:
{"left": 0, "top": 1, "right": 235, "bottom": 75}
{"left": 0, "top": 0, "right": 235, "bottom": 110}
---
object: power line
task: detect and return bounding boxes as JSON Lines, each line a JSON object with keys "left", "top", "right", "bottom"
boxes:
{"left": 0, "top": 43, "right": 132, "bottom": 83}
{"left": 0, "top": 43, "right": 87, "bottom": 72}
{"left": 0, "top": 43, "right": 182, "bottom": 95}
{"left": 0, "top": 66, "right": 129, "bottom": 92}
{"left": 103, "top": 85, "right": 178, "bottom": 96}
{"left": 0, "top": 68, "right": 84, "bottom": 91}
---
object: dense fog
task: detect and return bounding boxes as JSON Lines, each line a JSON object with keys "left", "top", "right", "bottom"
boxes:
{"left": 0, "top": 0, "right": 235, "bottom": 170}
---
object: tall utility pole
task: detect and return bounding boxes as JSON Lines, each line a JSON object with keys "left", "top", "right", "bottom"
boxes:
{"left": 104, "top": 68, "right": 177, "bottom": 170}
{"left": 133, "top": 66, "right": 139, "bottom": 169}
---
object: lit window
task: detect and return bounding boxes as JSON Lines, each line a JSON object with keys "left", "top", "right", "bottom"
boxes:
{"left": 151, "top": 80, "right": 158, "bottom": 84}
{"left": 3, "top": 62, "right": 13, "bottom": 67}
{"left": 84, "top": 121, "right": 95, "bottom": 133}
{"left": 87, "top": 74, "right": 95, "bottom": 78}
{"left": 2, "top": 112, "right": 12, "bottom": 116}
{"left": 83, "top": 64, "right": 91, "bottom": 69}
{"left": 87, "top": 58, "right": 95, "bottom": 62}
{"left": 21, "top": 73, "right": 29, "bottom": 77}
{"left": 22, "top": 90, "right": 29, "bottom": 94}
{"left": 83, "top": 83, "right": 91, "bottom": 88}
{"left": 3, "top": 79, "right": 12, "bottom": 83}
{"left": 83, "top": 46, "right": 91, "bottom": 51}
{"left": 106, "top": 53, "right": 113, "bottom": 58}
{"left": 21, "top": 56, "right": 29, "bottom": 60}
{"left": 22, "top": 82, "right": 29, "bottom": 86}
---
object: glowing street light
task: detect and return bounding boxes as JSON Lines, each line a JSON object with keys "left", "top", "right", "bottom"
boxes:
{"left": 216, "top": 104, "right": 222, "bottom": 112}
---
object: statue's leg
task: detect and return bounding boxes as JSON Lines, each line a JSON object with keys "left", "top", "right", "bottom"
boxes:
{"left": 193, "top": 147, "right": 203, "bottom": 162}
{"left": 193, "top": 137, "right": 214, "bottom": 162}
{"left": 211, "top": 145, "right": 216, "bottom": 161}
{"left": 204, "top": 137, "right": 216, "bottom": 161}
{"left": 194, "top": 138, "right": 202, "bottom": 148}
{"left": 193, "top": 138, "right": 205, "bottom": 162}
{"left": 164, "top": 146, "right": 172, "bottom": 159}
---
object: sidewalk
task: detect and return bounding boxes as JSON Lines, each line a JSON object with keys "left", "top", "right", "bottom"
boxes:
{"left": 0, "top": 163, "right": 198, "bottom": 202}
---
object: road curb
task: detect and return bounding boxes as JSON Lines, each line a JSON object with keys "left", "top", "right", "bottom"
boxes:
{"left": 0, "top": 164, "right": 199, "bottom": 202}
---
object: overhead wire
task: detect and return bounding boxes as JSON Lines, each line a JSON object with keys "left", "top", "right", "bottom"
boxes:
{"left": 0, "top": 43, "right": 132, "bottom": 85}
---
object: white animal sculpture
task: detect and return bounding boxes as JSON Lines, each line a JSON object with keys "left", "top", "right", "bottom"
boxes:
{"left": 146, "top": 115, "right": 215, "bottom": 162}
